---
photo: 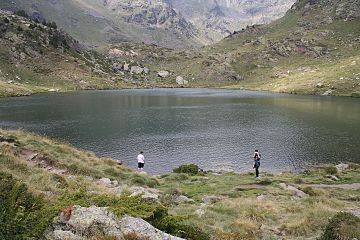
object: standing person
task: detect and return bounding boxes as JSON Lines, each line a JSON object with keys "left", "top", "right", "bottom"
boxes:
{"left": 137, "top": 151, "right": 145, "bottom": 172}
{"left": 253, "top": 149, "right": 261, "bottom": 179}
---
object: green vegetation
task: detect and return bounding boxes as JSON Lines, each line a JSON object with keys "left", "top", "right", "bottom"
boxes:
{"left": 320, "top": 212, "right": 360, "bottom": 240}
{"left": 173, "top": 164, "right": 200, "bottom": 175}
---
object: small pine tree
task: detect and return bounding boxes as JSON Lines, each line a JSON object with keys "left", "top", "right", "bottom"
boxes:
{"left": 15, "top": 10, "right": 29, "bottom": 18}
{"left": 17, "top": 25, "right": 23, "bottom": 32}
{"left": 50, "top": 21, "right": 57, "bottom": 29}
{"left": 3, "top": 18, "right": 10, "bottom": 24}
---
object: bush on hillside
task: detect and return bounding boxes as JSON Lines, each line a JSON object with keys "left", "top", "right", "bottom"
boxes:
{"left": 320, "top": 212, "right": 360, "bottom": 240}
{"left": 0, "top": 172, "right": 49, "bottom": 239}
{"left": 147, "top": 207, "right": 210, "bottom": 240}
{"left": 173, "top": 164, "right": 199, "bottom": 175}
{"left": 15, "top": 10, "right": 29, "bottom": 18}
{"left": 324, "top": 166, "right": 338, "bottom": 175}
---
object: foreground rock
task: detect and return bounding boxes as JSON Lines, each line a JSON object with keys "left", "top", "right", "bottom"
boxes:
{"left": 158, "top": 71, "right": 170, "bottom": 78}
{"left": 279, "top": 183, "right": 309, "bottom": 198}
{"left": 176, "top": 76, "right": 189, "bottom": 85}
{"left": 45, "top": 205, "right": 184, "bottom": 240}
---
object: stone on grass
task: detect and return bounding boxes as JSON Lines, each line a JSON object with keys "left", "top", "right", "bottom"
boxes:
{"left": 158, "top": 70, "right": 170, "bottom": 78}
{"left": 256, "top": 194, "right": 266, "bottom": 201}
{"left": 195, "top": 208, "right": 205, "bottom": 218}
{"left": 279, "top": 183, "right": 287, "bottom": 190}
{"left": 173, "top": 195, "right": 195, "bottom": 204}
{"left": 120, "top": 215, "right": 184, "bottom": 240}
{"left": 336, "top": 163, "right": 349, "bottom": 172}
{"left": 176, "top": 76, "right": 189, "bottom": 85}
{"left": 287, "top": 185, "right": 309, "bottom": 198}
{"left": 45, "top": 206, "right": 184, "bottom": 240}
{"left": 331, "top": 175, "right": 340, "bottom": 181}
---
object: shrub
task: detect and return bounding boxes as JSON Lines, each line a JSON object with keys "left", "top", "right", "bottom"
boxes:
{"left": 173, "top": 164, "right": 199, "bottom": 175}
{"left": 0, "top": 172, "right": 50, "bottom": 239}
{"left": 17, "top": 26, "right": 23, "bottom": 32}
{"left": 320, "top": 212, "right": 360, "bottom": 240}
{"left": 299, "top": 186, "right": 319, "bottom": 196}
{"left": 258, "top": 178, "right": 272, "bottom": 185}
{"left": 147, "top": 212, "right": 210, "bottom": 240}
{"left": 15, "top": 10, "right": 29, "bottom": 18}
{"left": 348, "top": 163, "right": 360, "bottom": 170}
{"left": 294, "top": 177, "right": 304, "bottom": 184}
{"left": 324, "top": 166, "right": 337, "bottom": 175}
{"left": 3, "top": 18, "right": 10, "bottom": 24}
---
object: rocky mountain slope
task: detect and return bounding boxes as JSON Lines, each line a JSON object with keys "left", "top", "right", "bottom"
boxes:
{"left": 0, "top": 0, "right": 296, "bottom": 48}
{"left": 109, "top": 0, "right": 359, "bottom": 96}
{"left": 0, "top": 0, "right": 204, "bottom": 48}
{"left": 167, "top": 0, "right": 296, "bottom": 42}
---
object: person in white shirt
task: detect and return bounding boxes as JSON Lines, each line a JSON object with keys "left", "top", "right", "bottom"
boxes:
{"left": 137, "top": 151, "right": 145, "bottom": 172}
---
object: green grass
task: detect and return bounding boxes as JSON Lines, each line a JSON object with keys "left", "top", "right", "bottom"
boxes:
{"left": 1, "top": 129, "right": 360, "bottom": 239}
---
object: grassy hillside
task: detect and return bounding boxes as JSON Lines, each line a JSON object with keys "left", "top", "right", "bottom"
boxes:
{"left": 1, "top": 128, "right": 360, "bottom": 239}
{"left": 0, "top": 10, "right": 151, "bottom": 97}
{"left": 1, "top": 0, "right": 360, "bottom": 97}
{"left": 107, "top": 0, "right": 360, "bottom": 96}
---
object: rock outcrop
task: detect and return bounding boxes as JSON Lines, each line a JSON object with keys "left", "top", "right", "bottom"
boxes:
{"left": 44, "top": 205, "right": 184, "bottom": 240}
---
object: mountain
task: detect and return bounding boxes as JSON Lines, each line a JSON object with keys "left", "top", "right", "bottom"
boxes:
{"left": 0, "top": 0, "right": 204, "bottom": 48}
{"left": 112, "top": 0, "right": 359, "bottom": 96}
{"left": 0, "top": 0, "right": 296, "bottom": 48}
{"left": 1, "top": 0, "right": 360, "bottom": 97}
{"left": 166, "top": 0, "right": 296, "bottom": 42}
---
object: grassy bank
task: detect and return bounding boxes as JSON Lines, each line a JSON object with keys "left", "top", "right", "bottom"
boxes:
{"left": 1, "top": 129, "right": 360, "bottom": 239}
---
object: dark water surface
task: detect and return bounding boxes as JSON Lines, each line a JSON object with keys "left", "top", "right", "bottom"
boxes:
{"left": 0, "top": 89, "right": 359, "bottom": 175}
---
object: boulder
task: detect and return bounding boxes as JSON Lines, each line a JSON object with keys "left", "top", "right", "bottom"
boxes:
{"left": 111, "top": 185, "right": 160, "bottom": 203}
{"left": 158, "top": 70, "right": 170, "bottom": 78}
{"left": 256, "top": 194, "right": 266, "bottom": 201}
{"left": 143, "top": 67, "right": 150, "bottom": 74}
{"left": 130, "top": 66, "right": 144, "bottom": 74}
{"left": 50, "top": 230, "right": 81, "bottom": 240}
{"left": 202, "top": 195, "right": 225, "bottom": 204}
{"left": 279, "top": 183, "right": 287, "bottom": 190}
{"left": 331, "top": 175, "right": 340, "bottom": 181}
{"left": 123, "top": 63, "right": 130, "bottom": 72}
{"left": 98, "top": 177, "right": 112, "bottom": 187}
{"left": 316, "top": 83, "right": 324, "bottom": 88}
{"left": 45, "top": 206, "right": 184, "bottom": 240}
{"left": 44, "top": 205, "right": 122, "bottom": 239}
{"left": 176, "top": 76, "right": 189, "bottom": 85}
{"left": 120, "top": 215, "right": 184, "bottom": 240}
{"left": 129, "top": 186, "right": 160, "bottom": 203}
{"left": 195, "top": 208, "right": 205, "bottom": 217}
{"left": 112, "top": 63, "right": 122, "bottom": 72}
{"left": 322, "top": 89, "right": 333, "bottom": 96}
{"left": 336, "top": 163, "right": 349, "bottom": 172}
{"left": 173, "top": 195, "right": 195, "bottom": 204}
{"left": 287, "top": 185, "right": 309, "bottom": 198}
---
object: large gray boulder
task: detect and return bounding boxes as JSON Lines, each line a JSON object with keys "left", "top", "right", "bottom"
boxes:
{"left": 158, "top": 70, "right": 170, "bottom": 78}
{"left": 44, "top": 205, "right": 121, "bottom": 239}
{"left": 44, "top": 205, "right": 184, "bottom": 240}
{"left": 130, "top": 66, "right": 144, "bottom": 74}
{"left": 120, "top": 216, "right": 184, "bottom": 240}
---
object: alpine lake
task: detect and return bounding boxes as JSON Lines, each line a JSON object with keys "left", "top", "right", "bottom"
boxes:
{"left": 1, "top": 89, "right": 359, "bottom": 175}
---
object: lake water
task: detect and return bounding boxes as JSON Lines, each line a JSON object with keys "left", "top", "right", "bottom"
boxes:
{"left": 0, "top": 89, "right": 359, "bottom": 175}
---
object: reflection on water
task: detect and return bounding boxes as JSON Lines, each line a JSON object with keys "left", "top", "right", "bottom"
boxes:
{"left": 0, "top": 89, "right": 359, "bottom": 175}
